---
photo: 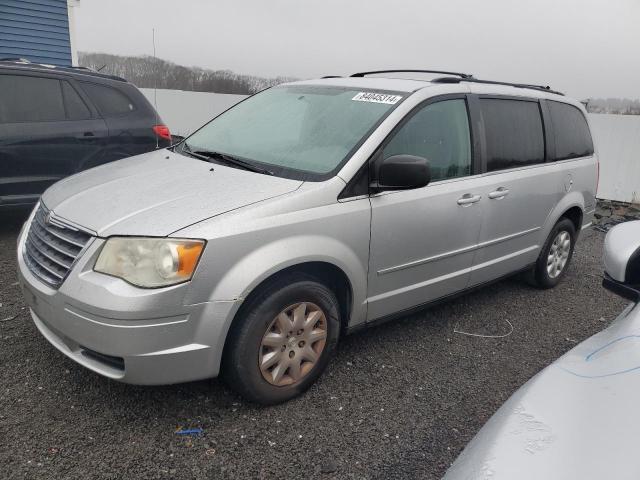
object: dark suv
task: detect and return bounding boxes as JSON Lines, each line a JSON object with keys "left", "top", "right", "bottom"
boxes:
{"left": 0, "top": 59, "right": 171, "bottom": 209}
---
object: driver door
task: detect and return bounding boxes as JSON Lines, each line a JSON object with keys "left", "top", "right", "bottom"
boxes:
{"left": 367, "top": 96, "right": 485, "bottom": 320}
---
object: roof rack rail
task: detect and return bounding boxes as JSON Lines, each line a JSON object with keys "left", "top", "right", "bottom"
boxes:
{"left": 0, "top": 58, "right": 127, "bottom": 82}
{"left": 432, "top": 76, "right": 564, "bottom": 96}
{"left": 351, "top": 69, "right": 474, "bottom": 79}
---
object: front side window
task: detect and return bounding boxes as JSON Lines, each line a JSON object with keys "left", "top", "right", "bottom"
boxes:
{"left": 0, "top": 75, "right": 65, "bottom": 123}
{"left": 382, "top": 99, "right": 472, "bottom": 182}
{"left": 548, "top": 101, "right": 593, "bottom": 160}
{"left": 184, "top": 86, "right": 403, "bottom": 179}
{"left": 481, "top": 99, "right": 545, "bottom": 172}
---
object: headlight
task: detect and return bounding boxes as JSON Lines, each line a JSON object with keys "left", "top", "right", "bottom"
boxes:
{"left": 94, "top": 237, "right": 205, "bottom": 288}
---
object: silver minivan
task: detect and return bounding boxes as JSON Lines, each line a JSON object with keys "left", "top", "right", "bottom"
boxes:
{"left": 17, "top": 70, "right": 598, "bottom": 404}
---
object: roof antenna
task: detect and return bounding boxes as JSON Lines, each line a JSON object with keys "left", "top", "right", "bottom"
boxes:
{"left": 152, "top": 28, "right": 159, "bottom": 149}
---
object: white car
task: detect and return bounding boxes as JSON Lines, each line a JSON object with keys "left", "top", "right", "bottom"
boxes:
{"left": 444, "top": 221, "right": 640, "bottom": 480}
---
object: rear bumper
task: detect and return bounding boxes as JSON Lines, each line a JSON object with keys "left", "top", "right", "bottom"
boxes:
{"left": 17, "top": 223, "right": 238, "bottom": 385}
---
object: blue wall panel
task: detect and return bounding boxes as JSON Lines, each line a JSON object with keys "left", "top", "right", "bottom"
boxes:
{"left": 0, "top": 0, "right": 72, "bottom": 66}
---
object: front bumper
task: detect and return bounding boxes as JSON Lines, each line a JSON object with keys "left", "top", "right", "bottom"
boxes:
{"left": 16, "top": 223, "right": 238, "bottom": 385}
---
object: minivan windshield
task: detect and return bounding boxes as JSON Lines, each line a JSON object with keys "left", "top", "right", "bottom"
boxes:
{"left": 182, "top": 85, "right": 404, "bottom": 180}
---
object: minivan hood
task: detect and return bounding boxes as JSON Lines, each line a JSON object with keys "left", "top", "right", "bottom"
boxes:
{"left": 41, "top": 149, "right": 303, "bottom": 237}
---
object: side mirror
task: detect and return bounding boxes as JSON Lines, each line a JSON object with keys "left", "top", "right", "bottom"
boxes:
{"left": 373, "top": 155, "right": 431, "bottom": 192}
{"left": 603, "top": 220, "right": 640, "bottom": 301}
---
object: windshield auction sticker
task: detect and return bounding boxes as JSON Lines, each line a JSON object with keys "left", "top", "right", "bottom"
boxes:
{"left": 352, "top": 92, "right": 403, "bottom": 104}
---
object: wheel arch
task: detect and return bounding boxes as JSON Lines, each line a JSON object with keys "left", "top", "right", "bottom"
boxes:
{"left": 541, "top": 192, "right": 587, "bottom": 245}
{"left": 218, "top": 260, "right": 355, "bottom": 375}
{"left": 231, "top": 261, "right": 353, "bottom": 335}
{"left": 560, "top": 205, "right": 583, "bottom": 233}
{"left": 202, "top": 233, "right": 368, "bottom": 375}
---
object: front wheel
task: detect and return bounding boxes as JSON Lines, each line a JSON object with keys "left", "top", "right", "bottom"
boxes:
{"left": 222, "top": 273, "right": 340, "bottom": 405}
{"left": 530, "top": 218, "right": 576, "bottom": 288}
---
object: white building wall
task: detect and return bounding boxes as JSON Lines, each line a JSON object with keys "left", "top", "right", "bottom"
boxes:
{"left": 141, "top": 88, "right": 640, "bottom": 204}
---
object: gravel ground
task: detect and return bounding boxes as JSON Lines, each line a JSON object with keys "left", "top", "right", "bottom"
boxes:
{"left": 0, "top": 209, "right": 629, "bottom": 480}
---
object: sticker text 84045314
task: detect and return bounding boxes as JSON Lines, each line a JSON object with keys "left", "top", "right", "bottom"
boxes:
{"left": 352, "top": 92, "right": 402, "bottom": 105}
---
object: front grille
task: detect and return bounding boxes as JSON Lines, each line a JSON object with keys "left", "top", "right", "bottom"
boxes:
{"left": 23, "top": 205, "right": 93, "bottom": 288}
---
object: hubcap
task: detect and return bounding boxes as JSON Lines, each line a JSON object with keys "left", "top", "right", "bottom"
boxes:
{"left": 546, "top": 230, "right": 571, "bottom": 279}
{"left": 259, "top": 302, "right": 328, "bottom": 386}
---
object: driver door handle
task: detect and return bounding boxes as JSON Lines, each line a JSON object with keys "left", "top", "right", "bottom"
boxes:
{"left": 488, "top": 187, "right": 510, "bottom": 200}
{"left": 77, "top": 131, "right": 96, "bottom": 139}
{"left": 457, "top": 194, "right": 482, "bottom": 206}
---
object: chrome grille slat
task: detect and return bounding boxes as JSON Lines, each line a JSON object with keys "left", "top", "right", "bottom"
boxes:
{"left": 24, "top": 244, "right": 65, "bottom": 279}
{"left": 24, "top": 252, "right": 62, "bottom": 286}
{"left": 27, "top": 235, "right": 73, "bottom": 269}
{"left": 29, "top": 222, "right": 78, "bottom": 259}
{"left": 33, "top": 212, "right": 87, "bottom": 248}
{"left": 23, "top": 205, "right": 93, "bottom": 288}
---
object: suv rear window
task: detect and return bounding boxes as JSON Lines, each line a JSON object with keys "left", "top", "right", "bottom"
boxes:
{"left": 81, "top": 82, "right": 135, "bottom": 116}
{"left": 0, "top": 75, "right": 65, "bottom": 123}
{"left": 481, "top": 99, "right": 545, "bottom": 172}
{"left": 548, "top": 101, "right": 593, "bottom": 160}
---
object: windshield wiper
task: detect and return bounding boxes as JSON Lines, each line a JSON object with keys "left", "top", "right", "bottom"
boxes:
{"left": 181, "top": 142, "right": 210, "bottom": 161}
{"left": 182, "top": 143, "right": 273, "bottom": 176}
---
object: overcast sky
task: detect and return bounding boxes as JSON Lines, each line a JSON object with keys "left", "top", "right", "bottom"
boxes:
{"left": 75, "top": 0, "right": 639, "bottom": 99}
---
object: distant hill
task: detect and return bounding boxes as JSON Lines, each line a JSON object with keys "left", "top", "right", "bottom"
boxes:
{"left": 78, "top": 52, "right": 295, "bottom": 95}
{"left": 584, "top": 98, "right": 640, "bottom": 115}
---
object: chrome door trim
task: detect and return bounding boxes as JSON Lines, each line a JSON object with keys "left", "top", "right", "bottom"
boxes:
{"left": 377, "top": 226, "right": 541, "bottom": 276}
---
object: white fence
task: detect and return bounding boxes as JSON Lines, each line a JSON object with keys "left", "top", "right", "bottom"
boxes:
{"left": 140, "top": 88, "right": 246, "bottom": 138}
{"left": 141, "top": 88, "right": 640, "bottom": 204}
{"left": 588, "top": 114, "right": 640, "bottom": 204}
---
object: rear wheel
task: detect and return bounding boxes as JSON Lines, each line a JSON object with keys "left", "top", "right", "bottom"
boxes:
{"left": 530, "top": 218, "right": 576, "bottom": 288}
{"left": 223, "top": 273, "right": 340, "bottom": 405}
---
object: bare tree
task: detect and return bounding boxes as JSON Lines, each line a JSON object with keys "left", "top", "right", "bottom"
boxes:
{"left": 79, "top": 52, "right": 296, "bottom": 95}
{"left": 583, "top": 97, "right": 640, "bottom": 115}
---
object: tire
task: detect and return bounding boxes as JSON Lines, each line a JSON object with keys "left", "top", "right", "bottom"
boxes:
{"left": 529, "top": 218, "right": 576, "bottom": 289}
{"left": 222, "top": 273, "right": 340, "bottom": 405}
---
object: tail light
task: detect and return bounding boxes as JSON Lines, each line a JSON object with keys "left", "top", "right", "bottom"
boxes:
{"left": 596, "top": 158, "right": 600, "bottom": 196}
{"left": 152, "top": 124, "right": 171, "bottom": 141}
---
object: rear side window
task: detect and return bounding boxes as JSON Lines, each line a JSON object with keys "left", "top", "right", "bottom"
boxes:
{"left": 81, "top": 82, "right": 135, "bottom": 116}
{"left": 61, "top": 81, "right": 91, "bottom": 120}
{"left": 0, "top": 75, "right": 65, "bottom": 123}
{"left": 481, "top": 99, "right": 545, "bottom": 172}
{"left": 548, "top": 101, "right": 593, "bottom": 160}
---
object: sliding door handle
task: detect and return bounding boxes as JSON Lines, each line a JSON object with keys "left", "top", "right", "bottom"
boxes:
{"left": 457, "top": 194, "right": 481, "bottom": 206}
{"left": 488, "top": 187, "right": 510, "bottom": 200}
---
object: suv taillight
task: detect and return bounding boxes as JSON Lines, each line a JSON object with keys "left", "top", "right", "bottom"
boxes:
{"left": 152, "top": 124, "right": 171, "bottom": 141}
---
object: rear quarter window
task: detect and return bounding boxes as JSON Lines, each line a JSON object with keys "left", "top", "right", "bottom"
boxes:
{"left": 81, "top": 82, "right": 136, "bottom": 116}
{"left": 481, "top": 98, "right": 545, "bottom": 172}
{"left": 548, "top": 101, "right": 594, "bottom": 160}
